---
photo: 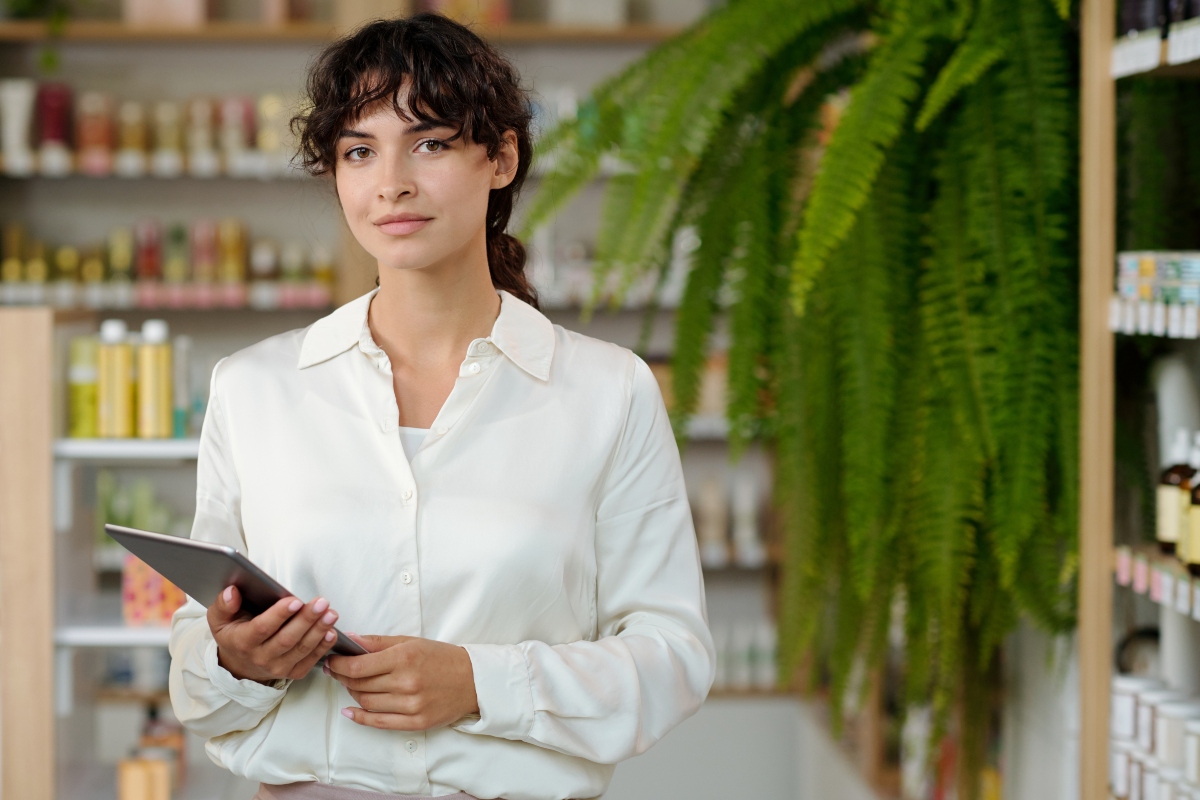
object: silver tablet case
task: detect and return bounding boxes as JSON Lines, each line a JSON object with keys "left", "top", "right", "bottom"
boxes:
{"left": 105, "top": 523, "right": 367, "bottom": 656}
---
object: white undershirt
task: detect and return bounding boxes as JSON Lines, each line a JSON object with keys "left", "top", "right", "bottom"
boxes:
{"left": 397, "top": 425, "right": 429, "bottom": 461}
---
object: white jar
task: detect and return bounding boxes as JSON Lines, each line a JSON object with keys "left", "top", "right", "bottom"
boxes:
{"left": 1141, "top": 690, "right": 1191, "bottom": 753}
{"left": 1160, "top": 766, "right": 1183, "bottom": 800}
{"left": 1117, "top": 677, "right": 1166, "bottom": 741}
{"left": 1144, "top": 756, "right": 1161, "bottom": 800}
{"left": 1158, "top": 703, "right": 1200, "bottom": 768}
{"left": 1113, "top": 739, "right": 1135, "bottom": 798}
{"left": 1185, "top": 719, "right": 1200, "bottom": 784}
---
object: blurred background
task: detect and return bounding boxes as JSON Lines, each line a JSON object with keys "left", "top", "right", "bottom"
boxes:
{"left": 0, "top": 0, "right": 1184, "bottom": 798}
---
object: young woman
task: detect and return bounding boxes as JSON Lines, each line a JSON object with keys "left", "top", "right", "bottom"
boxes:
{"left": 168, "top": 13, "right": 714, "bottom": 800}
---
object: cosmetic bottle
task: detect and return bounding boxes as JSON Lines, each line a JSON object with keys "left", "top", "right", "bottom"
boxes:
{"left": 114, "top": 101, "right": 148, "bottom": 179}
{"left": 108, "top": 227, "right": 136, "bottom": 309}
{"left": 697, "top": 474, "right": 730, "bottom": 569}
{"left": 1160, "top": 428, "right": 1195, "bottom": 554}
{"left": 732, "top": 465, "right": 767, "bottom": 568}
{"left": 309, "top": 242, "right": 334, "bottom": 307}
{"left": 190, "top": 219, "right": 218, "bottom": 307}
{"left": 137, "top": 320, "right": 172, "bottom": 439}
{"left": 68, "top": 335, "right": 100, "bottom": 439}
{"left": 24, "top": 240, "right": 49, "bottom": 305}
{"left": 186, "top": 97, "right": 220, "bottom": 178}
{"left": 172, "top": 335, "right": 191, "bottom": 438}
{"left": 36, "top": 83, "right": 73, "bottom": 178}
{"left": 80, "top": 248, "right": 107, "bottom": 309}
{"left": 279, "top": 240, "right": 306, "bottom": 308}
{"left": 76, "top": 91, "right": 114, "bottom": 177}
{"left": 256, "top": 93, "right": 290, "bottom": 177}
{"left": 161, "top": 224, "right": 189, "bottom": 308}
{"left": 0, "top": 79, "right": 37, "bottom": 177}
{"left": 0, "top": 224, "right": 22, "bottom": 305}
{"left": 248, "top": 239, "right": 280, "bottom": 310}
{"left": 753, "top": 620, "right": 777, "bottom": 691}
{"left": 98, "top": 319, "right": 134, "bottom": 438}
{"left": 133, "top": 218, "right": 162, "bottom": 308}
{"left": 220, "top": 96, "right": 256, "bottom": 178}
{"left": 151, "top": 101, "right": 184, "bottom": 178}
{"left": 52, "top": 246, "right": 80, "bottom": 308}
{"left": 217, "top": 218, "right": 247, "bottom": 306}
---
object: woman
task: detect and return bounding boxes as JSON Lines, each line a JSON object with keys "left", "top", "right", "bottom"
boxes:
{"left": 168, "top": 13, "right": 714, "bottom": 800}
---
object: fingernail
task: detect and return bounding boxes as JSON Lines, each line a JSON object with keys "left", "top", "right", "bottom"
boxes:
{"left": 323, "top": 663, "right": 331, "bottom": 674}
{"left": 341, "top": 708, "right": 354, "bottom": 719}
{"left": 313, "top": 597, "right": 330, "bottom": 614}
{"left": 322, "top": 611, "right": 337, "bottom": 625}
{"left": 288, "top": 599, "right": 303, "bottom": 613}
{"left": 223, "top": 587, "right": 232, "bottom": 603}
{"left": 325, "top": 630, "right": 335, "bottom": 642}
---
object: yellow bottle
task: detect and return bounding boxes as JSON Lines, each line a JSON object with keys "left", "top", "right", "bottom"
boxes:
{"left": 97, "top": 320, "right": 133, "bottom": 438}
{"left": 67, "top": 336, "right": 99, "bottom": 439}
{"left": 136, "top": 320, "right": 172, "bottom": 439}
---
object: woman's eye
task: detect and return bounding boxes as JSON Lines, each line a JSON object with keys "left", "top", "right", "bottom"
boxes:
{"left": 344, "top": 146, "right": 372, "bottom": 160}
{"left": 419, "top": 140, "right": 446, "bottom": 153}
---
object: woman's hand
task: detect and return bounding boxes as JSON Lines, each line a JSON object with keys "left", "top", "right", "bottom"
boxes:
{"left": 207, "top": 585, "right": 340, "bottom": 684}
{"left": 324, "top": 635, "right": 479, "bottom": 730}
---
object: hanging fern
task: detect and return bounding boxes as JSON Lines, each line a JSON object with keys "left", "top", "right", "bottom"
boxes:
{"left": 526, "top": 1, "right": 1079, "bottom": 797}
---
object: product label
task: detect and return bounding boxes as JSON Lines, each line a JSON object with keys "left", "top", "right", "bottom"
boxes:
{"left": 1159, "top": 485, "right": 1184, "bottom": 544}
{"left": 1160, "top": 571, "right": 1174, "bottom": 608}
{"left": 1178, "top": 577, "right": 1192, "bottom": 615}
{"left": 1117, "top": 547, "right": 1132, "bottom": 586}
{"left": 1153, "top": 301, "right": 1168, "bottom": 336}
{"left": 1139, "top": 300, "right": 1154, "bottom": 334}
{"left": 1169, "top": 303, "right": 1185, "bottom": 338}
{"left": 1187, "top": 304, "right": 1200, "bottom": 339}
{"left": 1135, "top": 556, "right": 1150, "bottom": 594}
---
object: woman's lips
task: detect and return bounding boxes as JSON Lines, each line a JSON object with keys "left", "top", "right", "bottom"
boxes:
{"left": 376, "top": 218, "right": 430, "bottom": 235}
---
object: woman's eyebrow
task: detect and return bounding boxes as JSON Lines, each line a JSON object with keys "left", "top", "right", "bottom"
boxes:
{"left": 338, "top": 129, "right": 373, "bottom": 139}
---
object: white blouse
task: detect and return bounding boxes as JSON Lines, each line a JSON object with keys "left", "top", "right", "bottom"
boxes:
{"left": 168, "top": 287, "right": 715, "bottom": 800}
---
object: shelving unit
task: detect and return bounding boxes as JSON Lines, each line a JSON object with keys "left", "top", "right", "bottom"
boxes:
{"left": 0, "top": 19, "right": 785, "bottom": 800}
{"left": 1078, "top": 1, "right": 1200, "bottom": 797}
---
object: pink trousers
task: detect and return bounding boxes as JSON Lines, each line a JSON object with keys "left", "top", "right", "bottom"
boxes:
{"left": 254, "top": 784, "right": 478, "bottom": 800}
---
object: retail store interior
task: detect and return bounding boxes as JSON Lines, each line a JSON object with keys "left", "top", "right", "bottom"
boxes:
{"left": 0, "top": 0, "right": 1193, "bottom": 798}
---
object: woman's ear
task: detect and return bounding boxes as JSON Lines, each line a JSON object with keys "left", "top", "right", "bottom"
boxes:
{"left": 491, "top": 130, "right": 519, "bottom": 189}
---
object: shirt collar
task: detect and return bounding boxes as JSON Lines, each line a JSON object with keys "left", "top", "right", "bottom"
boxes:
{"left": 297, "top": 286, "right": 556, "bottom": 381}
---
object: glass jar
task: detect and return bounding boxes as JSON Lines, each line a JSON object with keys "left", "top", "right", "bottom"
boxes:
{"left": 1117, "top": 677, "right": 1166, "bottom": 741}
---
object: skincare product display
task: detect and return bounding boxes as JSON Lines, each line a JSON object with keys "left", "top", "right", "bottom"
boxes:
{"left": 0, "top": 219, "right": 334, "bottom": 310}
{"left": 1110, "top": 675, "right": 1200, "bottom": 799}
{"left": 710, "top": 619, "right": 777, "bottom": 693}
{"left": 71, "top": 320, "right": 202, "bottom": 441}
{"left": 694, "top": 461, "right": 770, "bottom": 570}
{"left": 1109, "top": 251, "right": 1200, "bottom": 337}
{"left": 0, "top": 80, "right": 302, "bottom": 180}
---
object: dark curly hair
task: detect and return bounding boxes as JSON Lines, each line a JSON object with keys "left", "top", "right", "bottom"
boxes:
{"left": 293, "top": 13, "right": 538, "bottom": 308}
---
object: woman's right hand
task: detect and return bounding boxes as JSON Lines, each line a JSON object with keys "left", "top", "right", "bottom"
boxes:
{"left": 207, "top": 585, "right": 340, "bottom": 684}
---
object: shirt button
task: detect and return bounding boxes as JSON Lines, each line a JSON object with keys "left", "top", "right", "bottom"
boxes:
{"left": 436, "top": 426, "right": 448, "bottom": 435}
{"left": 468, "top": 362, "right": 481, "bottom": 374}
{"left": 401, "top": 571, "right": 413, "bottom": 585}
{"left": 402, "top": 488, "right": 413, "bottom": 500}
{"left": 406, "top": 739, "right": 418, "bottom": 753}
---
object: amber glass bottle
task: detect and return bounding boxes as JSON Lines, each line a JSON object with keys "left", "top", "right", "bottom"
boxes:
{"left": 1158, "top": 428, "right": 1194, "bottom": 555}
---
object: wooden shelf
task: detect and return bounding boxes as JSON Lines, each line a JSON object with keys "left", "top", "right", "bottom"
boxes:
{"left": 0, "top": 20, "right": 682, "bottom": 45}
{"left": 54, "top": 438, "right": 200, "bottom": 462}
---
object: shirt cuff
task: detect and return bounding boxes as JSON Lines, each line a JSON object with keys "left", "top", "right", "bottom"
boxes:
{"left": 452, "top": 643, "right": 535, "bottom": 740}
{"left": 203, "top": 637, "right": 292, "bottom": 708}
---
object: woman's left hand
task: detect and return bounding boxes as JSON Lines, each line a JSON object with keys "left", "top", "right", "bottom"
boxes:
{"left": 324, "top": 635, "right": 479, "bottom": 730}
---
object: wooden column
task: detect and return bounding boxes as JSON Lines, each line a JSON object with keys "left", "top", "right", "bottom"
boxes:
{"left": 1078, "top": 0, "right": 1116, "bottom": 797}
{"left": 0, "top": 308, "right": 55, "bottom": 799}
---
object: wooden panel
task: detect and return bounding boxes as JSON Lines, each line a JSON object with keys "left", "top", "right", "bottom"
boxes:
{"left": 0, "top": 308, "right": 55, "bottom": 799}
{"left": 1079, "top": 0, "right": 1116, "bottom": 798}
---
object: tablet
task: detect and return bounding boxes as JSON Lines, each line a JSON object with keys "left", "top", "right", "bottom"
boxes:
{"left": 105, "top": 523, "right": 368, "bottom": 656}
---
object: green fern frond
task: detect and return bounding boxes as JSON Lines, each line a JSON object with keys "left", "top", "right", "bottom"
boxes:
{"left": 790, "top": 22, "right": 932, "bottom": 315}
{"left": 914, "top": 0, "right": 1004, "bottom": 131}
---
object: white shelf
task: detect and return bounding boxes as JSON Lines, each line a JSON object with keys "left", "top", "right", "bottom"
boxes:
{"left": 54, "top": 438, "right": 200, "bottom": 461}
{"left": 55, "top": 623, "right": 170, "bottom": 648}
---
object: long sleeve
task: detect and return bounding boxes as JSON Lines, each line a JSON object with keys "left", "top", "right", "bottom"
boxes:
{"left": 168, "top": 358, "right": 291, "bottom": 740}
{"left": 453, "top": 354, "right": 715, "bottom": 764}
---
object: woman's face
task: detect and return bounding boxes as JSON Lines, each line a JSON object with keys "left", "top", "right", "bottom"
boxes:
{"left": 334, "top": 96, "right": 518, "bottom": 275}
